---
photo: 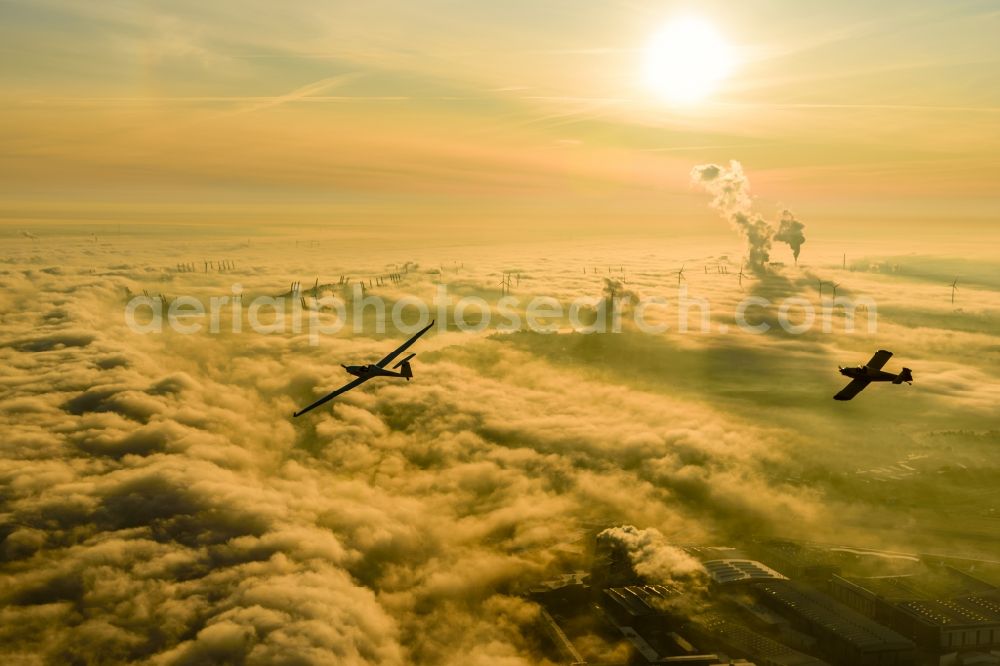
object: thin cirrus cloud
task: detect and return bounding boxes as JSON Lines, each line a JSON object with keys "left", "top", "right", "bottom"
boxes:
{"left": 2, "top": 0, "right": 998, "bottom": 222}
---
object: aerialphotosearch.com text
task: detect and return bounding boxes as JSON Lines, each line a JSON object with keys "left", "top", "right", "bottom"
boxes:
{"left": 125, "top": 284, "right": 877, "bottom": 344}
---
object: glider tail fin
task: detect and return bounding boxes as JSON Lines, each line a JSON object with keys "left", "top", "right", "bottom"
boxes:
{"left": 894, "top": 368, "right": 913, "bottom": 384}
{"left": 393, "top": 353, "right": 416, "bottom": 380}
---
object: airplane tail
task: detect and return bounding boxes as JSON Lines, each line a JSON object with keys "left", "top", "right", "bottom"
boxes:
{"left": 894, "top": 368, "right": 913, "bottom": 384}
{"left": 393, "top": 353, "right": 416, "bottom": 380}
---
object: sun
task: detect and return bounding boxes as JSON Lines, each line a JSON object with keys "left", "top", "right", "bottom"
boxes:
{"left": 642, "top": 16, "right": 735, "bottom": 105}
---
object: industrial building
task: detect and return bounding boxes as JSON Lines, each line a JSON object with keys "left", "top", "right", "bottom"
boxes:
{"left": 528, "top": 534, "right": 1000, "bottom": 665}
{"left": 752, "top": 580, "right": 917, "bottom": 666}
{"left": 693, "top": 614, "right": 830, "bottom": 666}
{"left": 703, "top": 559, "right": 789, "bottom": 586}
{"left": 830, "top": 568, "right": 1000, "bottom": 656}
{"left": 600, "top": 585, "right": 727, "bottom": 664}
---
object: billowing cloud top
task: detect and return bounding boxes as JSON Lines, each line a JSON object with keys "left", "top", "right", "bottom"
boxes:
{"left": 1, "top": 230, "right": 998, "bottom": 663}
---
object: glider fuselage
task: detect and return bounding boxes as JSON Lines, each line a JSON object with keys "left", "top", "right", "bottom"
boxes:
{"left": 343, "top": 364, "right": 406, "bottom": 379}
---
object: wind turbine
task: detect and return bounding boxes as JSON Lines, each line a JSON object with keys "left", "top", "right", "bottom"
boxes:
{"left": 831, "top": 282, "right": 840, "bottom": 299}
{"left": 817, "top": 279, "right": 825, "bottom": 298}
{"left": 951, "top": 278, "right": 958, "bottom": 305}
{"left": 737, "top": 262, "right": 746, "bottom": 287}
{"left": 674, "top": 264, "right": 686, "bottom": 286}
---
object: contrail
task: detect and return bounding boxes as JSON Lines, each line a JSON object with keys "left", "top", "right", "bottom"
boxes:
{"left": 232, "top": 72, "right": 363, "bottom": 116}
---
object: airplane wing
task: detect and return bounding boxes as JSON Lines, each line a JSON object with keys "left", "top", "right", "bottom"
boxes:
{"left": 375, "top": 320, "right": 435, "bottom": 368}
{"left": 834, "top": 378, "right": 871, "bottom": 401}
{"left": 293, "top": 376, "right": 370, "bottom": 417}
{"left": 865, "top": 349, "right": 893, "bottom": 370}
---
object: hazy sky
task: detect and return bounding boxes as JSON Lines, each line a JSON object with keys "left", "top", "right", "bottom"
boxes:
{"left": 2, "top": 0, "right": 998, "bottom": 233}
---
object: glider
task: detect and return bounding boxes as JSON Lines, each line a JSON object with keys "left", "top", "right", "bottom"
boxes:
{"left": 294, "top": 321, "right": 434, "bottom": 417}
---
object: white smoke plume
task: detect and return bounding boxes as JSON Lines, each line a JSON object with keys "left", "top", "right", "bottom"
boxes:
{"left": 690, "top": 161, "right": 806, "bottom": 271}
{"left": 598, "top": 525, "right": 706, "bottom": 586}
{"left": 774, "top": 210, "right": 806, "bottom": 264}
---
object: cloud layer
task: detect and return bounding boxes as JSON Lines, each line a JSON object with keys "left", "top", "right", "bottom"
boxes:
{"left": 1, "top": 231, "right": 998, "bottom": 663}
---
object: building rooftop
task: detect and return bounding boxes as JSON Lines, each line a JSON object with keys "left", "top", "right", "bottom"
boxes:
{"left": 698, "top": 615, "right": 830, "bottom": 666}
{"left": 527, "top": 571, "right": 589, "bottom": 594}
{"left": 897, "top": 593, "right": 1000, "bottom": 627}
{"left": 604, "top": 584, "right": 681, "bottom": 618}
{"left": 841, "top": 566, "right": 994, "bottom": 602}
{"left": 703, "top": 559, "right": 788, "bottom": 585}
{"left": 838, "top": 566, "right": 1000, "bottom": 628}
{"left": 754, "top": 581, "right": 915, "bottom": 651}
